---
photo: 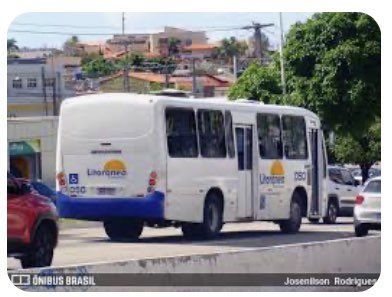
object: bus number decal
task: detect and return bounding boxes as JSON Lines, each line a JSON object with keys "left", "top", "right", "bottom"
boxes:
{"left": 294, "top": 171, "right": 307, "bottom": 182}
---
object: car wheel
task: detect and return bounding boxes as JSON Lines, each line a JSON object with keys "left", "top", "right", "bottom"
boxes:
{"left": 308, "top": 218, "right": 320, "bottom": 224}
{"left": 279, "top": 196, "right": 302, "bottom": 234}
{"left": 21, "top": 224, "right": 55, "bottom": 268}
{"left": 355, "top": 224, "right": 369, "bottom": 237}
{"left": 104, "top": 219, "right": 144, "bottom": 241}
{"left": 323, "top": 201, "right": 338, "bottom": 224}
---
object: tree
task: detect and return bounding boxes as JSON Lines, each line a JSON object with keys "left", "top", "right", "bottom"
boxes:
{"left": 82, "top": 57, "right": 116, "bottom": 78}
{"left": 63, "top": 35, "right": 80, "bottom": 56}
{"left": 228, "top": 13, "right": 381, "bottom": 181}
{"left": 64, "top": 35, "right": 79, "bottom": 47}
{"left": 214, "top": 37, "right": 248, "bottom": 62}
{"left": 118, "top": 53, "right": 145, "bottom": 68}
{"left": 81, "top": 52, "right": 103, "bottom": 65}
{"left": 283, "top": 12, "right": 380, "bottom": 181}
{"left": 7, "top": 38, "right": 19, "bottom": 53}
{"left": 228, "top": 62, "right": 282, "bottom": 103}
{"left": 167, "top": 37, "right": 181, "bottom": 57}
{"left": 333, "top": 117, "right": 380, "bottom": 182}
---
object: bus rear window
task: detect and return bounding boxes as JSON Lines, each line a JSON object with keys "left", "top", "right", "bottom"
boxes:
{"left": 61, "top": 100, "right": 152, "bottom": 139}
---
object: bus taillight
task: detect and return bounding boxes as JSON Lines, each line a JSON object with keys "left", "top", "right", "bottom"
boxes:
{"left": 147, "top": 171, "right": 158, "bottom": 193}
{"left": 57, "top": 172, "right": 67, "bottom": 190}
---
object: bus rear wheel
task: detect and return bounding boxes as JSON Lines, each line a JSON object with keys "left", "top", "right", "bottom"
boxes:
{"left": 103, "top": 219, "right": 144, "bottom": 241}
{"left": 279, "top": 196, "right": 302, "bottom": 234}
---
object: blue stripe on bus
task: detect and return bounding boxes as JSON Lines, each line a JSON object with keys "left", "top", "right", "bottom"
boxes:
{"left": 56, "top": 191, "right": 164, "bottom": 221}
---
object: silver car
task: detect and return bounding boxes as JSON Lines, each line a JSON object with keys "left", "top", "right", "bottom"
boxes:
{"left": 354, "top": 176, "right": 381, "bottom": 237}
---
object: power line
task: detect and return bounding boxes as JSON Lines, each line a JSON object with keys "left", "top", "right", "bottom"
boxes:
{"left": 12, "top": 22, "right": 122, "bottom": 30}
{"left": 8, "top": 29, "right": 116, "bottom": 36}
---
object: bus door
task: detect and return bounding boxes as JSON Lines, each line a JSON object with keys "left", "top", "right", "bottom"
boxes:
{"left": 235, "top": 125, "right": 253, "bottom": 218}
{"left": 309, "top": 128, "right": 323, "bottom": 216}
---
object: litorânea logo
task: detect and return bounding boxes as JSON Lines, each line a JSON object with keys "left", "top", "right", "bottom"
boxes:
{"left": 260, "top": 160, "right": 285, "bottom": 185}
{"left": 87, "top": 159, "right": 127, "bottom": 178}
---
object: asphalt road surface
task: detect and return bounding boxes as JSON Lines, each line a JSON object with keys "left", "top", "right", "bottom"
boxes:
{"left": 7, "top": 217, "right": 380, "bottom": 270}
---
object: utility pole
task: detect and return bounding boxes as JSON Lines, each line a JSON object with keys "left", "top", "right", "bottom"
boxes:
{"left": 52, "top": 76, "right": 57, "bottom": 116}
{"left": 279, "top": 13, "right": 287, "bottom": 95}
{"left": 56, "top": 71, "right": 61, "bottom": 115}
{"left": 164, "top": 61, "right": 170, "bottom": 88}
{"left": 41, "top": 66, "right": 48, "bottom": 116}
{"left": 122, "top": 12, "right": 125, "bottom": 35}
{"left": 241, "top": 22, "right": 274, "bottom": 63}
{"left": 191, "top": 57, "right": 197, "bottom": 97}
{"left": 233, "top": 55, "right": 238, "bottom": 80}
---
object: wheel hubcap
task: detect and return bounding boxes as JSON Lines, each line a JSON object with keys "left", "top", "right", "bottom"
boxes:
{"left": 329, "top": 205, "right": 337, "bottom": 221}
{"left": 208, "top": 204, "right": 218, "bottom": 231}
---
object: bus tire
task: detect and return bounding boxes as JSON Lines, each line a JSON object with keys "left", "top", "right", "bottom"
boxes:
{"left": 279, "top": 195, "right": 302, "bottom": 234}
{"left": 181, "top": 223, "right": 202, "bottom": 239}
{"left": 200, "top": 193, "right": 223, "bottom": 239}
{"left": 323, "top": 200, "right": 338, "bottom": 224}
{"left": 103, "top": 219, "right": 143, "bottom": 241}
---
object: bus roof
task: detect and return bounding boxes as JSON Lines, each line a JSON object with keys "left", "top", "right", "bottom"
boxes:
{"left": 61, "top": 93, "right": 319, "bottom": 121}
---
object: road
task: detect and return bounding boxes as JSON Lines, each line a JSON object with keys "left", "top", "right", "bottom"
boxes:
{"left": 7, "top": 217, "right": 380, "bottom": 270}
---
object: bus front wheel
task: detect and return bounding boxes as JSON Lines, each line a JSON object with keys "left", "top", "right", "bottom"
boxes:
{"left": 182, "top": 193, "right": 223, "bottom": 240}
{"left": 103, "top": 219, "right": 144, "bottom": 241}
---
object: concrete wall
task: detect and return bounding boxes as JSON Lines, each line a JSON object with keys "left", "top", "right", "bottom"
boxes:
{"left": 7, "top": 117, "right": 58, "bottom": 187}
{"left": 23, "top": 236, "right": 381, "bottom": 274}
{"left": 14, "top": 236, "right": 380, "bottom": 291}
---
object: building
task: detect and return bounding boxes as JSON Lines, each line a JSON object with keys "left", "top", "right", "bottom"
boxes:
{"left": 99, "top": 71, "right": 232, "bottom": 97}
{"left": 102, "top": 27, "right": 208, "bottom": 58}
{"left": 106, "top": 34, "right": 151, "bottom": 55}
{"left": 7, "top": 58, "right": 78, "bottom": 117}
{"left": 8, "top": 117, "right": 58, "bottom": 187}
{"left": 181, "top": 43, "right": 218, "bottom": 59}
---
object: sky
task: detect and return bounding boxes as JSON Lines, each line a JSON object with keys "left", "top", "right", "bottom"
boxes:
{"left": 7, "top": 12, "right": 314, "bottom": 49}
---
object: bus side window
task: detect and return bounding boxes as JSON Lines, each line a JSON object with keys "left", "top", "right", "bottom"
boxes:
{"left": 197, "top": 110, "right": 227, "bottom": 158}
{"left": 282, "top": 115, "right": 308, "bottom": 159}
{"left": 165, "top": 108, "right": 198, "bottom": 158}
{"left": 225, "top": 111, "right": 235, "bottom": 158}
{"left": 257, "top": 113, "right": 283, "bottom": 159}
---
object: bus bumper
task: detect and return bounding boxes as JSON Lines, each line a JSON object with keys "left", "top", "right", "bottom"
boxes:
{"left": 56, "top": 191, "right": 165, "bottom": 221}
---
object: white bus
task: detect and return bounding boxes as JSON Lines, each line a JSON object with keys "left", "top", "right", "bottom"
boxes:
{"left": 56, "top": 93, "right": 328, "bottom": 240}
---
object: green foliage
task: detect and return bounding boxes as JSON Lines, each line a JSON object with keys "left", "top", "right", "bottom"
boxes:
{"left": 214, "top": 37, "right": 248, "bottom": 62}
{"left": 64, "top": 35, "right": 79, "bottom": 46}
{"left": 333, "top": 117, "right": 380, "bottom": 166}
{"left": 228, "top": 13, "right": 381, "bottom": 173}
{"left": 7, "top": 53, "right": 20, "bottom": 59}
{"left": 167, "top": 37, "right": 181, "bottom": 56}
{"left": 81, "top": 52, "right": 103, "bottom": 65}
{"left": 7, "top": 38, "right": 18, "bottom": 52}
{"left": 284, "top": 12, "right": 380, "bottom": 136}
{"left": 117, "top": 53, "right": 145, "bottom": 68}
{"left": 228, "top": 63, "right": 282, "bottom": 103}
{"left": 82, "top": 57, "right": 116, "bottom": 78}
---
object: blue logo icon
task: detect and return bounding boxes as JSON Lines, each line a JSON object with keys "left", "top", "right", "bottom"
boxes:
{"left": 69, "top": 173, "right": 79, "bottom": 185}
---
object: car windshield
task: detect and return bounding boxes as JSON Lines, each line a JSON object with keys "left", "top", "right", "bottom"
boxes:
{"left": 350, "top": 169, "right": 361, "bottom": 177}
{"left": 369, "top": 168, "right": 381, "bottom": 178}
{"left": 363, "top": 180, "right": 381, "bottom": 193}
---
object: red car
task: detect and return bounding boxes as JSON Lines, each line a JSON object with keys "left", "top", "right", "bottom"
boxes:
{"left": 7, "top": 172, "right": 59, "bottom": 268}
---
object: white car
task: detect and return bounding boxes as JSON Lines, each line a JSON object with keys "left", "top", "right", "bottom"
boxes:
{"left": 354, "top": 176, "right": 381, "bottom": 237}
{"left": 323, "top": 166, "right": 360, "bottom": 224}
